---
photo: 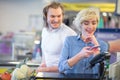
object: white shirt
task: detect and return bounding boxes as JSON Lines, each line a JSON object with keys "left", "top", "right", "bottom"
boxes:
{"left": 41, "top": 23, "right": 77, "bottom": 67}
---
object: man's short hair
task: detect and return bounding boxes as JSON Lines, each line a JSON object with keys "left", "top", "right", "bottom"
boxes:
{"left": 43, "top": 1, "right": 64, "bottom": 28}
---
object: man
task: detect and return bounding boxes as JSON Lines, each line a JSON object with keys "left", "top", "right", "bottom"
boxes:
{"left": 36, "top": 1, "right": 76, "bottom": 72}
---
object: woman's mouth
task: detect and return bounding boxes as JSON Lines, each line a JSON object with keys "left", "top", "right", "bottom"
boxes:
{"left": 85, "top": 29, "right": 93, "bottom": 33}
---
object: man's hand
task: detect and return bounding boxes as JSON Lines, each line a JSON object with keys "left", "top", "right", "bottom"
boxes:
{"left": 40, "top": 63, "right": 46, "bottom": 67}
{"left": 36, "top": 65, "right": 58, "bottom": 73}
{"left": 36, "top": 67, "right": 49, "bottom": 72}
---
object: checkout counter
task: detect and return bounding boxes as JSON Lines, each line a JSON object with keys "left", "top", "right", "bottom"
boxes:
{"left": 35, "top": 72, "right": 100, "bottom": 80}
{"left": 0, "top": 60, "right": 101, "bottom": 80}
{"left": 0, "top": 60, "right": 100, "bottom": 80}
{"left": 0, "top": 61, "right": 99, "bottom": 80}
{"left": 0, "top": 60, "right": 40, "bottom": 74}
{"left": 0, "top": 60, "right": 39, "bottom": 68}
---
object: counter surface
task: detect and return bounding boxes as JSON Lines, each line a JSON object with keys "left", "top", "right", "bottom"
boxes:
{"left": 36, "top": 72, "right": 100, "bottom": 80}
{"left": 0, "top": 60, "right": 39, "bottom": 67}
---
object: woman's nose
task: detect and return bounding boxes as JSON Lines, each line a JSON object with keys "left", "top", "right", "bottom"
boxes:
{"left": 87, "top": 26, "right": 92, "bottom": 30}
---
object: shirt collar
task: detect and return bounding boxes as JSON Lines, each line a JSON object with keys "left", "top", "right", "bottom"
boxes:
{"left": 77, "top": 33, "right": 81, "bottom": 40}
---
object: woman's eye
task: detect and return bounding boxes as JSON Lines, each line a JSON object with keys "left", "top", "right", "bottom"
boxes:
{"left": 83, "top": 22, "right": 89, "bottom": 25}
{"left": 92, "top": 22, "right": 97, "bottom": 25}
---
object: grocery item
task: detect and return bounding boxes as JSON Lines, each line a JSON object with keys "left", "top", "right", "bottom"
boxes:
{"left": 11, "top": 58, "right": 33, "bottom": 80}
{"left": 0, "top": 72, "right": 11, "bottom": 80}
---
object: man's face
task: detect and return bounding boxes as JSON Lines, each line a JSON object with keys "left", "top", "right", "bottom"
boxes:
{"left": 47, "top": 7, "right": 63, "bottom": 29}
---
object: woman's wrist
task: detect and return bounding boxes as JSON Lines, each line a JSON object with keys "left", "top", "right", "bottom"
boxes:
{"left": 78, "top": 52, "right": 85, "bottom": 59}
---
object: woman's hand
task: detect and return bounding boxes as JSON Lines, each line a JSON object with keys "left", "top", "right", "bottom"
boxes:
{"left": 79, "top": 46, "right": 94, "bottom": 58}
{"left": 79, "top": 46, "right": 100, "bottom": 58}
{"left": 84, "top": 35, "right": 100, "bottom": 56}
{"left": 90, "top": 35, "right": 99, "bottom": 46}
{"left": 90, "top": 46, "right": 100, "bottom": 56}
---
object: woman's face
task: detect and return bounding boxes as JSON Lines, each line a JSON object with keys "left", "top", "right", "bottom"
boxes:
{"left": 81, "top": 18, "right": 98, "bottom": 37}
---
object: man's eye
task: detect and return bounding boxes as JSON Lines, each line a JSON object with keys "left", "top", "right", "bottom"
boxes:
{"left": 51, "top": 16, "right": 55, "bottom": 18}
{"left": 58, "top": 15, "right": 61, "bottom": 17}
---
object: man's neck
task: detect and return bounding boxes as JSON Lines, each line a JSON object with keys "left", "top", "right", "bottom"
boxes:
{"left": 48, "top": 25, "right": 61, "bottom": 32}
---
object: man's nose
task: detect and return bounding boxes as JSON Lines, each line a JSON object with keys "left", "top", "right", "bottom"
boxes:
{"left": 54, "top": 17, "right": 59, "bottom": 22}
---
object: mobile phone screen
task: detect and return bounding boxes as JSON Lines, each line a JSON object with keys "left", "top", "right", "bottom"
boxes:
{"left": 89, "top": 46, "right": 100, "bottom": 50}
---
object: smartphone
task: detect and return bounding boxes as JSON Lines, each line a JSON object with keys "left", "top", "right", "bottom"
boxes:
{"left": 89, "top": 46, "right": 100, "bottom": 50}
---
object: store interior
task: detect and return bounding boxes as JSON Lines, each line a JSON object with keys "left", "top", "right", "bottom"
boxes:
{"left": 0, "top": 0, "right": 120, "bottom": 79}
{"left": 0, "top": 0, "right": 119, "bottom": 61}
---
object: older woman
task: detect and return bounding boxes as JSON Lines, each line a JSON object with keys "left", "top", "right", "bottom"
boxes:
{"left": 58, "top": 7, "right": 109, "bottom": 74}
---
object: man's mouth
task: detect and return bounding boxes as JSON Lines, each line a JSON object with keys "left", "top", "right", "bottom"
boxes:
{"left": 52, "top": 21, "right": 59, "bottom": 24}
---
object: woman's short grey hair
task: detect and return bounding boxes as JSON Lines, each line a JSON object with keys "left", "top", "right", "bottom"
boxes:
{"left": 73, "top": 7, "right": 100, "bottom": 33}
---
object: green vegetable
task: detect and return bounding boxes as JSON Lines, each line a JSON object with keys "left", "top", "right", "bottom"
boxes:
{"left": 16, "top": 57, "right": 29, "bottom": 68}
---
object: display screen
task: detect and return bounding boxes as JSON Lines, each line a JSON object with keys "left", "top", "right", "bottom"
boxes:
{"left": 95, "top": 28, "right": 120, "bottom": 41}
{"left": 115, "top": 0, "right": 120, "bottom": 15}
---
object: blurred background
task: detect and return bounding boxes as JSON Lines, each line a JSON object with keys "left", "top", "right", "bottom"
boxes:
{"left": 0, "top": 0, "right": 120, "bottom": 63}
